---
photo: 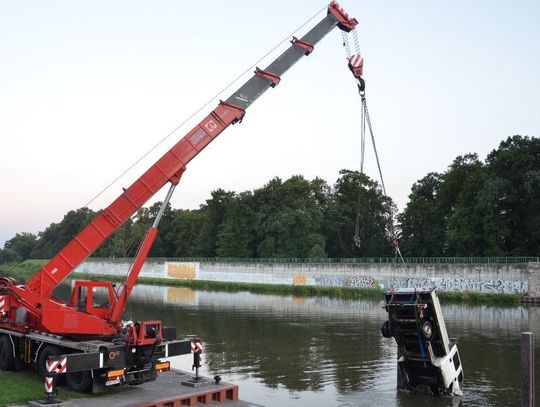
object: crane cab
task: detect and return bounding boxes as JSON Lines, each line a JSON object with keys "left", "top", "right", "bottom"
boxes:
{"left": 70, "top": 281, "right": 116, "bottom": 320}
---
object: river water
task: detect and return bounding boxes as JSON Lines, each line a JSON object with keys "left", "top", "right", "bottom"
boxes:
{"left": 122, "top": 285, "right": 538, "bottom": 407}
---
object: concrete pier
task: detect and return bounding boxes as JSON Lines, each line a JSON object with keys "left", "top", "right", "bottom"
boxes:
{"left": 27, "top": 370, "right": 260, "bottom": 407}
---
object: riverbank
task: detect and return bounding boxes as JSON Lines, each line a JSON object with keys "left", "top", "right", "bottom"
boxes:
{"left": 0, "top": 259, "right": 46, "bottom": 281}
{"left": 0, "top": 260, "right": 522, "bottom": 306}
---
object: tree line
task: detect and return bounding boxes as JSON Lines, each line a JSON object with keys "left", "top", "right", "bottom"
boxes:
{"left": 1, "top": 135, "right": 538, "bottom": 263}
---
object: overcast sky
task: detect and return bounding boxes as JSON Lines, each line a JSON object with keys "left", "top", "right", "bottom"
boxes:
{"left": 1, "top": 0, "right": 539, "bottom": 247}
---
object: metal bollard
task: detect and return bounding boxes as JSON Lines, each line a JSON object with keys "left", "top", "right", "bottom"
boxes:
{"left": 191, "top": 339, "right": 203, "bottom": 381}
{"left": 42, "top": 359, "right": 61, "bottom": 404}
{"left": 522, "top": 332, "right": 535, "bottom": 407}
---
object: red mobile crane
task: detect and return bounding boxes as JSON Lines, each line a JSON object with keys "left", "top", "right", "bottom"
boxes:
{"left": 0, "top": 1, "right": 361, "bottom": 393}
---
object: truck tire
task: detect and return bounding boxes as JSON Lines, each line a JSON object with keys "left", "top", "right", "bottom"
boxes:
{"left": 381, "top": 320, "right": 392, "bottom": 338}
{"left": 421, "top": 320, "right": 434, "bottom": 341}
{"left": 37, "top": 345, "right": 62, "bottom": 381}
{"left": 0, "top": 335, "right": 15, "bottom": 370}
{"left": 65, "top": 370, "right": 93, "bottom": 393}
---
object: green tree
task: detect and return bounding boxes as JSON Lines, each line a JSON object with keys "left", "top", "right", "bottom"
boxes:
{"left": 252, "top": 176, "right": 328, "bottom": 258}
{"left": 398, "top": 172, "right": 445, "bottom": 256}
{"left": 170, "top": 209, "right": 209, "bottom": 257}
{"left": 95, "top": 219, "right": 140, "bottom": 258}
{"left": 0, "top": 248, "right": 22, "bottom": 264}
{"left": 216, "top": 192, "right": 255, "bottom": 257}
{"left": 4, "top": 232, "right": 37, "bottom": 260}
{"left": 481, "top": 135, "right": 540, "bottom": 255}
{"left": 197, "top": 189, "right": 236, "bottom": 257}
{"left": 444, "top": 154, "right": 485, "bottom": 255}
{"left": 399, "top": 136, "right": 539, "bottom": 257}
{"left": 146, "top": 202, "right": 176, "bottom": 257}
{"left": 325, "top": 170, "right": 393, "bottom": 257}
{"left": 31, "top": 208, "right": 96, "bottom": 258}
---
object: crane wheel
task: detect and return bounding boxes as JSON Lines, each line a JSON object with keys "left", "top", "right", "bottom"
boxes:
{"left": 65, "top": 370, "right": 93, "bottom": 392}
{"left": 0, "top": 335, "right": 15, "bottom": 371}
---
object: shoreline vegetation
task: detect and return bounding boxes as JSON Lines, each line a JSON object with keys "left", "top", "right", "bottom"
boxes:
{"left": 0, "top": 260, "right": 522, "bottom": 306}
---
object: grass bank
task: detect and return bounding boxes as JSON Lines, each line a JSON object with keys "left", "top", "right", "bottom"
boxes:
{"left": 0, "top": 371, "right": 91, "bottom": 406}
{"left": 0, "top": 259, "right": 47, "bottom": 282}
{"left": 437, "top": 290, "right": 520, "bottom": 306}
{"left": 82, "top": 272, "right": 385, "bottom": 300}
{"left": 0, "top": 260, "right": 522, "bottom": 305}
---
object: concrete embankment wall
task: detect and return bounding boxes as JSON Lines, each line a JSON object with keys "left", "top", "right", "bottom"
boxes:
{"left": 75, "top": 259, "right": 540, "bottom": 296}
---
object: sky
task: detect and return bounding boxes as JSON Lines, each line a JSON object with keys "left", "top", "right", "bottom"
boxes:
{"left": 1, "top": 0, "right": 539, "bottom": 247}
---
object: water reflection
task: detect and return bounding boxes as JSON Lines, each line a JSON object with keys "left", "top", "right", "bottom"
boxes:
{"left": 118, "top": 285, "right": 539, "bottom": 406}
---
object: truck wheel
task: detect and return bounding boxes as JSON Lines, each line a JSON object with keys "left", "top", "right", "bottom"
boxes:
{"left": 381, "top": 320, "right": 393, "bottom": 338}
{"left": 421, "top": 321, "right": 434, "bottom": 341}
{"left": 0, "top": 335, "right": 15, "bottom": 370}
{"left": 65, "top": 370, "right": 93, "bottom": 393}
{"left": 37, "top": 345, "right": 62, "bottom": 381}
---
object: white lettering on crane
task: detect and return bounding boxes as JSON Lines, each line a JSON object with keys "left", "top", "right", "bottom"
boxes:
{"left": 51, "top": 267, "right": 58, "bottom": 275}
{"left": 234, "top": 94, "right": 249, "bottom": 103}
{"left": 189, "top": 128, "right": 207, "bottom": 145}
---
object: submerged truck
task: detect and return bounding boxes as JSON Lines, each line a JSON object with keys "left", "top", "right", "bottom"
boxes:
{"left": 0, "top": 1, "right": 361, "bottom": 394}
{"left": 381, "top": 288, "right": 464, "bottom": 396}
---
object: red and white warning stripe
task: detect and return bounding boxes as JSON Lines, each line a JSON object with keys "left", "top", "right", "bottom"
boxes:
{"left": 191, "top": 341, "right": 203, "bottom": 353}
{"left": 44, "top": 356, "right": 67, "bottom": 395}
{"left": 348, "top": 54, "right": 364, "bottom": 78}
{"left": 330, "top": 1, "right": 351, "bottom": 20}
{"left": 335, "top": 3, "right": 348, "bottom": 18}
{"left": 44, "top": 375, "right": 54, "bottom": 394}
{"left": 0, "top": 295, "right": 6, "bottom": 312}
{"left": 47, "top": 357, "right": 67, "bottom": 374}
{"left": 349, "top": 54, "right": 364, "bottom": 68}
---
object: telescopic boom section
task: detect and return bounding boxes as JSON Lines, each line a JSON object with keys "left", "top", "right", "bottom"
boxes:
{"left": 21, "top": 1, "right": 357, "bottom": 304}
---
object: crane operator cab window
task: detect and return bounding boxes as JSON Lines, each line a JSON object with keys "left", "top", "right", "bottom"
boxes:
{"left": 77, "top": 286, "right": 88, "bottom": 311}
{"left": 92, "top": 286, "right": 110, "bottom": 308}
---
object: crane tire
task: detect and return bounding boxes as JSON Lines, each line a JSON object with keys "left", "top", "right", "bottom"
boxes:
{"left": 65, "top": 370, "right": 93, "bottom": 393}
{"left": 0, "top": 334, "right": 15, "bottom": 371}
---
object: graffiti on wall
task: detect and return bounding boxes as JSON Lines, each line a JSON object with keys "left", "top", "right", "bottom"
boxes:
{"left": 293, "top": 274, "right": 308, "bottom": 285}
{"left": 314, "top": 276, "right": 376, "bottom": 289}
{"left": 385, "top": 277, "right": 527, "bottom": 294}
{"left": 166, "top": 262, "right": 199, "bottom": 280}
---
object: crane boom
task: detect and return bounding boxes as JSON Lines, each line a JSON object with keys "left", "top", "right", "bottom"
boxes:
{"left": 9, "top": 1, "right": 358, "bottom": 334}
